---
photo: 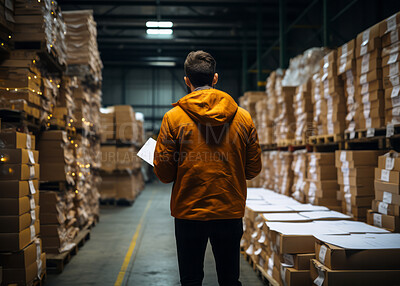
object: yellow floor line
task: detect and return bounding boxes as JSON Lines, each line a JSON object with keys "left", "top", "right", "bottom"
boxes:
{"left": 114, "top": 194, "right": 154, "bottom": 286}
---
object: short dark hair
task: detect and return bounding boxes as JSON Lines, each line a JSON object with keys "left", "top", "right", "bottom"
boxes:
{"left": 184, "top": 50, "right": 216, "bottom": 88}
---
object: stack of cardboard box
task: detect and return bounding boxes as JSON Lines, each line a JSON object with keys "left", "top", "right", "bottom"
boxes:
{"left": 336, "top": 150, "right": 383, "bottom": 222}
{"left": 0, "top": 131, "right": 46, "bottom": 285}
{"left": 114, "top": 105, "right": 141, "bottom": 144}
{"left": 38, "top": 130, "right": 79, "bottom": 253}
{"left": 255, "top": 97, "right": 271, "bottom": 146}
{"left": 0, "top": 0, "right": 14, "bottom": 47}
{"left": 368, "top": 150, "right": 400, "bottom": 232}
{"left": 51, "top": 77, "right": 77, "bottom": 130}
{"left": 275, "top": 85, "right": 296, "bottom": 145}
{"left": 356, "top": 23, "right": 385, "bottom": 130}
{"left": 381, "top": 12, "right": 400, "bottom": 126}
{"left": 306, "top": 152, "right": 340, "bottom": 211}
{"left": 293, "top": 80, "right": 313, "bottom": 143}
{"left": 337, "top": 39, "right": 359, "bottom": 134}
{"left": 266, "top": 72, "right": 277, "bottom": 145}
{"left": 311, "top": 72, "right": 324, "bottom": 136}
{"left": 100, "top": 107, "right": 115, "bottom": 143}
{"left": 312, "top": 233, "right": 400, "bottom": 285}
{"left": 319, "top": 51, "right": 346, "bottom": 136}
{"left": 291, "top": 150, "right": 308, "bottom": 203}
{"left": 276, "top": 152, "right": 293, "bottom": 196}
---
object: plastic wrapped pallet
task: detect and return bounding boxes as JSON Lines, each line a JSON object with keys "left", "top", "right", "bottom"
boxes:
{"left": 368, "top": 150, "right": 400, "bottom": 232}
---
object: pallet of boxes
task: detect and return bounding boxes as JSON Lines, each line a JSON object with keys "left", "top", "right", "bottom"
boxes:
{"left": 0, "top": 131, "right": 46, "bottom": 285}
{"left": 100, "top": 105, "right": 145, "bottom": 205}
{"left": 368, "top": 150, "right": 400, "bottom": 232}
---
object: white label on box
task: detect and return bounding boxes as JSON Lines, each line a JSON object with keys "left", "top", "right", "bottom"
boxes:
{"left": 318, "top": 244, "right": 327, "bottom": 264}
{"left": 339, "top": 64, "right": 345, "bottom": 74}
{"left": 344, "top": 175, "right": 350, "bottom": 185}
{"left": 363, "top": 101, "right": 371, "bottom": 110}
{"left": 388, "top": 53, "right": 399, "bottom": 65}
{"left": 30, "top": 224, "right": 36, "bottom": 240}
{"left": 26, "top": 135, "right": 31, "bottom": 149}
{"left": 386, "top": 14, "right": 397, "bottom": 33}
{"left": 361, "top": 83, "right": 369, "bottom": 94}
{"left": 390, "top": 76, "right": 400, "bottom": 86}
{"left": 258, "top": 232, "right": 266, "bottom": 244}
{"left": 362, "top": 29, "right": 370, "bottom": 46}
{"left": 254, "top": 248, "right": 262, "bottom": 256}
{"left": 30, "top": 166, "right": 35, "bottom": 179}
{"left": 390, "top": 63, "right": 399, "bottom": 76}
{"left": 346, "top": 202, "right": 352, "bottom": 214}
{"left": 392, "top": 86, "right": 400, "bottom": 98}
{"left": 366, "top": 118, "right": 372, "bottom": 128}
{"left": 259, "top": 258, "right": 265, "bottom": 268}
{"left": 30, "top": 197, "right": 35, "bottom": 210}
{"left": 29, "top": 180, "right": 36, "bottom": 194}
{"left": 280, "top": 265, "right": 287, "bottom": 284}
{"left": 387, "top": 124, "right": 395, "bottom": 137}
{"left": 391, "top": 30, "right": 399, "bottom": 44}
{"left": 344, "top": 185, "right": 350, "bottom": 194}
{"left": 363, "top": 108, "right": 371, "bottom": 119}
{"left": 360, "top": 74, "right": 367, "bottom": 85}
{"left": 342, "top": 43, "right": 348, "bottom": 56}
{"left": 327, "top": 124, "right": 334, "bottom": 135}
{"left": 393, "top": 96, "right": 400, "bottom": 108}
{"left": 28, "top": 150, "right": 35, "bottom": 164}
{"left": 386, "top": 157, "right": 395, "bottom": 170}
{"left": 378, "top": 202, "right": 389, "bottom": 215}
{"left": 381, "top": 169, "right": 390, "bottom": 182}
{"left": 360, "top": 45, "right": 368, "bottom": 56}
{"left": 35, "top": 239, "right": 41, "bottom": 260}
{"left": 283, "top": 254, "right": 294, "bottom": 267}
{"left": 314, "top": 269, "right": 325, "bottom": 286}
{"left": 383, "top": 191, "right": 393, "bottom": 204}
{"left": 393, "top": 107, "right": 400, "bottom": 116}
{"left": 373, "top": 213, "right": 383, "bottom": 228}
{"left": 342, "top": 161, "right": 349, "bottom": 169}
{"left": 362, "top": 93, "right": 369, "bottom": 103}
{"left": 367, "top": 128, "right": 375, "bottom": 137}
{"left": 340, "top": 151, "right": 347, "bottom": 162}
{"left": 37, "top": 258, "right": 42, "bottom": 279}
{"left": 30, "top": 210, "right": 36, "bottom": 224}
{"left": 361, "top": 55, "right": 370, "bottom": 74}
{"left": 350, "top": 131, "right": 356, "bottom": 139}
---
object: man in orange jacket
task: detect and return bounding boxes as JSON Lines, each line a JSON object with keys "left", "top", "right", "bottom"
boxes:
{"left": 154, "top": 50, "right": 262, "bottom": 286}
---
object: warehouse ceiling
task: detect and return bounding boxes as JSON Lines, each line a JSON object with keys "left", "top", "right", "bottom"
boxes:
{"left": 57, "top": 0, "right": 314, "bottom": 70}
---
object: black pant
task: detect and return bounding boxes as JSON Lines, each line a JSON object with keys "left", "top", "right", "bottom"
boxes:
{"left": 174, "top": 218, "right": 243, "bottom": 286}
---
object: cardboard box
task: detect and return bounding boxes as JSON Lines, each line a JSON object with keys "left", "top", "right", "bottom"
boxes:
{"left": 100, "top": 145, "right": 116, "bottom": 172}
{"left": 284, "top": 268, "right": 310, "bottom": 286}
{"left": 0, "top": 240, "right": 40, "bottom": 269}
{"left": 315, "top": 240, "right": 400, "bottom": 270}
{"left": 0, "top": 220, "right": 40, "bottom": 252}
{"left": 100, "top": 175, "right": 117, "bottom": 200}
{"left": 116, "top": 147, "right": 139, "bottom": 170}
{"left": 337, "top": 175, "right": 374, "bottom": 187}
{"left": 0, "top": 194, "right": 39, "bottom": 215}
{"left": 372, "top": 200, "right": 400, "bottom": 216}
{"left": 378, "top": 151, "right": 400, "bottom": 171}
{"left": 356, "top": 23, "right": 381, "bottom": 57}
{"left": 282, "top": 253, "right": 315, "bottom": 270}
{"left": 375, "top": 168, "right": 400, "bottom": 184}
{"left": 367, "top": 210, "right": 400, "bottom": 232}
{"left": 374, "top": 180, "right": 400, "bottom": 195}
{"left": 0, "top": 149, "right": 38, "bottom": 165}
{"left": 0, "top": 164, "right": 39, "bottom": 180}
{"left": 380, "top": 12, "right": 400, "bottom": 37}
{"left": 274, "top": 232, "right": 316, "bottom": 254}
{"left": 0, "top": 208, "right": 39, "bottom": 233}
{"left": 40, "top": 163, "right": 71, "bottom": 182}
{"left": 1, "top": 252, "right": 45, "bottom": 285}
{"left": 375, "top": 190, "right": 400, "bottom": 205}
{"left": 116, "top": 174, "right": 138, "bottom": 200}
{"left": 40, "top": 130, "right": 68, "bottom": 141}
{"left": 308, "top": 166, "right": 337, "bottom": 181}
{"left": 0, "top": 180, "right": 38, "bottom": 198}
{"left": 310, "top": 259, "right": 400, "bottom": 286}
{"left": 356, "top": 51, "right": 381, "bottom": 75}
{"left": 0, "top": 132, "right": 35, "bottom": 150}
{"left": 335, "top": 150, "right": 384, "bottom": 166}
{"left": 357, "top": 69, "right": 382, "bottom": 85}
{"left": 382, "top": 27, "right": 400, "bottom": 47}
{"left": 336, "top": 167, "right": 375, "bottom": 178}
{"left": 340, "top": 184, "right": 374, "bottom": 196}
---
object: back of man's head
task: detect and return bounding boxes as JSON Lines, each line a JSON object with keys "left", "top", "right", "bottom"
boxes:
{"left": 184, "top": 51, "right": 216, "bottom": 88}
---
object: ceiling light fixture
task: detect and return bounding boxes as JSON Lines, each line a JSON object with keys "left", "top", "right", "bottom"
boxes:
{"left": 146, "top": 29, "right": 173, "bottom": 35}
{"left": 146, "top": 21, "right": 173, "bottom": 28}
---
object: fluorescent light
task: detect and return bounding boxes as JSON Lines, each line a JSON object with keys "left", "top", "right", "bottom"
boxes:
{"left": 148, "top": 61, "right": 176, "bottom": 67}
{"left": 146, "top": 21, "right": 173, "bottom": 28}
{"left": 146, "top": 29, "right": 173, "bottom": 35}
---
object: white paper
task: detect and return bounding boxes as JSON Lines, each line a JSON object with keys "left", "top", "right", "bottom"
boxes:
{"left": 262, "top": 212, "right": 311, "bottom": 222}
{"left": 299, "top": 210, "right": 351, "bottom": 220}
{"left": 314, "top": 233, "right": 400, "bottom": 249}
{"left": 137, "top": 138, "right": 157, "bottom": 167}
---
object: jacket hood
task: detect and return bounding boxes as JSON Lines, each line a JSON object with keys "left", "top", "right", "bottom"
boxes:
{"left": 172, "top": 88, "right": 238, "bottom": 126}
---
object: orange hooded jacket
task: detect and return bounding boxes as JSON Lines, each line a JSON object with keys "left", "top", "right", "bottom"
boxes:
{"left": 154, "top": 88, "right": 262, "bottom": 220}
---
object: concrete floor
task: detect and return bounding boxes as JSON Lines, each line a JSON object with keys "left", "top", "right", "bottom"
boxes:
{"left": 46, "top": 182, "right": 265, "bottom": 286}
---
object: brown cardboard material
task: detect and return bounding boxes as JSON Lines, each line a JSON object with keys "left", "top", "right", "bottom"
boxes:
{"left": 379, "top": 12, "right": 400, "bottom": 37}
{"left": 310, "top": 259, "right": 400, "bottom": 286}
{"left": 375, "top": 168, "right": 400, "bottom": 184}
{"left": 308, "top": 166, "right": 337, "bottom": 181}
{"left": 0, "top": 149, "right": 38, "bottom": 165}
{"left": 383, "top": 62, "right": 400, "bottom": 78}
{"left": 367, "top": 210, "right": 400, "bottom": 232}
{"left": 356, "top": 23, "right": 381, "bottom": 57}
{"left": 116, "top": 147, "right": 137, "bottom": 170}
{"left": 356, "top": 89, "right": 383, "bottom": 103}
{"left": 382, "top": 27, "right": 400, "bottom": 47}
{"left": 378, "top": 152, "right": 400, "bottom": 171}
{"left": 39, "top": 130, "right": 68, "bottom": 141}
{"left": 0, "top": 195, "right": 39, "bottom": 215}
{"left": 335, "top": 150, "right": 384, "bottom": 166}
{"left": 294, "top": 253, "right": 315, "bottom": 270}
{"left": 284, "top": 268, "right": 310, "bottom": 286}
{"left": 372, "top": 200, "right": 400, "bottom": 216}
{"left": 0, "top": 208, "right": 39, "bottom": 233}
{"left": 0, "top": 164, "right": 40, "bottom": 180}
{"left": 100, "top": 175, "right": 117, "bottom": 200}
{"left": 375, "top": 190, "right": 400, "bottom": 205}
{"left": 315, "top": 240, "right": 400, "bottom": 270}
{"left": 340, "top": 185, "right": 374, "bottom": 196}
{"left": 40, "top": 163, "right": 69, "bottom": 182}
{"left": 0, "top": 132, "right": 35, "bottom": 150}
{"left": 374, "top": 180, "right": 400, "bottom": 195}
{"left": 0, "top": 240, "right": 40, "bottom": 269}
{"left": 336, "top": 167, "right": 375, "bottom": 178}
{"left": 100, "top": 146, "right": 116, "bottom": 172}
{"left": 337, "top": 175, "right": 374, "bottom": 187}
{"left": 356, "top": 50, "right": 381, "bottom": 75}
{"left": 357, "top": 69, "right": 382, "bottom": 86}
{"left": 1, "top": 252, "right": 45, "bottom": 285}
{"left": 275, "top": 232, "right": 316, "bottom": 254}
{"left": 0, "top": 220, "right": 40, "bottom": 252}
{"left": 0, "top": 180, "right": 38, "bottom": 198}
